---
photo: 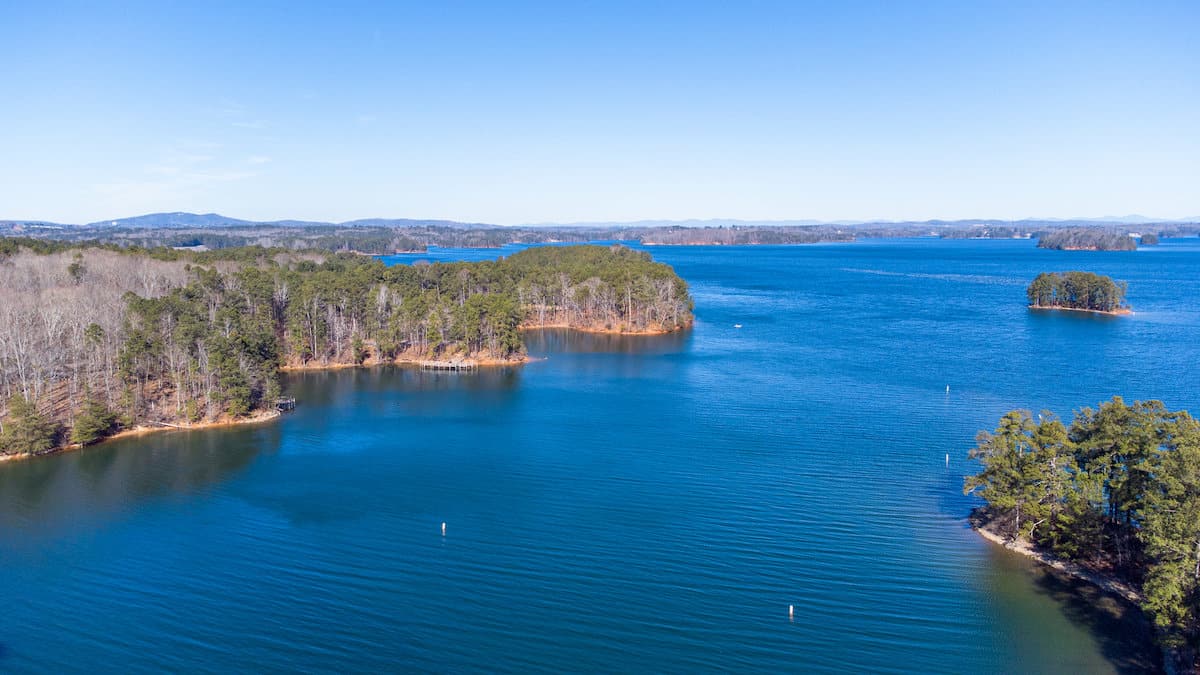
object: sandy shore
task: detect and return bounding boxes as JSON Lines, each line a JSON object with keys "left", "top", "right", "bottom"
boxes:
{"left": 1028, "top": 304, "right": 1133, "bottom": 317}
{"left": 972, "top": 518, "right": 1142, "bottom": 604}
{"left": 108, "top": 408, "right": 282, "bottom": 439}
{"left": 979, "top": 522, "right": 1199, "bottom": 673}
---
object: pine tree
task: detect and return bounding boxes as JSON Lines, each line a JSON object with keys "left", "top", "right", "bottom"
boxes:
{"left": 71, "top": 395, "right": 118, "bottom": 446}
{"left": 1140, "top": 413, "right": 1200, "bottom": 649}
{"left": 0, "top": 395, "right": 58, "bottom": 456}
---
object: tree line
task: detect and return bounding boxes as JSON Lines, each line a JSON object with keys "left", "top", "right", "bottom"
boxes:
{"left": 1026, "top": 271, "right": 1128, "bottom": 313}
{"left": 966, "top": 397, "right": 1200, "bottom": 665}
{"left": 0, "top": 243, "right": 693, "bottom": 457}
{"left": 12, "top": 220, "right": 1194, "bottom": 254}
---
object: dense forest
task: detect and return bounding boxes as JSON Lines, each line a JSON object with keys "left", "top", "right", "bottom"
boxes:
{"left": 1026, "top": 271, "right": 1129, "bottom": 313}
{"left": 966, "top": 398, "right": 1200, "bottom": 669}
{"left": 0, "top": 241, "right": 692, "bottom": 457}
{"left": 1037, "top": 228, "right": 1139, "bottom": 251}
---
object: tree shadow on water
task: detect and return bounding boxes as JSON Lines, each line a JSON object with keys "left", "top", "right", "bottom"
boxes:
{"left": 1026, "top": 563, "right": 1163, "bottom": 674}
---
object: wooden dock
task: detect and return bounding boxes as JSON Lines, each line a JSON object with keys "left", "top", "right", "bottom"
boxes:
{"left": 275, "top": 397, "right": 297, "bottom": 412}
{"left": 420, "top": 361, "right": 477, "bottom": 372}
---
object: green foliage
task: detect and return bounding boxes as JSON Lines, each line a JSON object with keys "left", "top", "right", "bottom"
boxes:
{"left": 71, "top": 396, "right": 118, "bottom": 446}
{"left": 0, "top": 395, "right": 58, "bottom": 456}
{"left": 966, "top": 397, "right": 1200, "bottom": 651}
{"left": 352, "top": 337, "right": 369, "bottom": 364}
{"left": 1139, "top": 414, "right": 1200, "bottom": 647}
{"left": 1027, "top": 271, "right": 1128, "bottom": 312}
{"left": 102, "top": 243, "right": 689, "bottom": 423}
{"left": 965, "top": 411, "right": 1076, "bottom": 545}
{"left": 67, "top": 253, "right": 86, "bottom": 283}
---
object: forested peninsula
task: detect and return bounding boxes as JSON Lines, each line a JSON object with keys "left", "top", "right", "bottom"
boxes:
{"left": 0, "top": 241, "right": 692, "bottom": 459}
{"left": 966, "top": 397, "right": 1200, "bottom": 671}
{"left": 1027, "top": 271, "right": 1129, "bottom": 314}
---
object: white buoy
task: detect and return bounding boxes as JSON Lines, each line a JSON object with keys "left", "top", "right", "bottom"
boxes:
{"left": 441, "top": 522, "right": 446, "bottom": 536}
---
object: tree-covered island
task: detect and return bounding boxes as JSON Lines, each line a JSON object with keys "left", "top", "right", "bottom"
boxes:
{"left": 1037, "top": 228, "right": 1139, "bottom": 251}
{"left": 0, "top": 242, "right": 693, "bottom": 459}
{"left": 966, "top": 397, "right": 1200, "bottom": 671}
{"left": 1027, "top": 271, "right": 1130, "bottom": 314}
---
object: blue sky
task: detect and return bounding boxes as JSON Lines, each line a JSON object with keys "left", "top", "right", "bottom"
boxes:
{"left": 1, "top": 0, "right": 1197, "bottom": 224}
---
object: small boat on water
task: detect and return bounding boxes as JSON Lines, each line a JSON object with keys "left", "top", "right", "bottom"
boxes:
{"left": 734, "top": 323, "right": 743, "bottom": 329}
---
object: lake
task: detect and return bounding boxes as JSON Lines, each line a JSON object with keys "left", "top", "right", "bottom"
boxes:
{"left": 2, "top": 238, "right": 1198, "bottom": 672}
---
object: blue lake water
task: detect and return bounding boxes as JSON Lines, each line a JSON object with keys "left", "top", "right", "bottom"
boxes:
{"left": 3, "top": 238, "right": 1198, "bottom": 672}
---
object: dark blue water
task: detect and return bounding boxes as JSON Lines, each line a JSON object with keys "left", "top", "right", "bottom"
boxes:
{"left": 3, "top": 238, "right": 1198, "bottom": 673}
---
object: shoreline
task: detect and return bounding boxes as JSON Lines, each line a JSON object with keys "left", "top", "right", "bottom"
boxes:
{"left": 970, "top": 516, "right": 1142, "bottom": 604}
{"left": 4, "top": 324, "right": 689, "bottom": 464}
{"left": 0, "top": 409, "right": 282, "bottom": 465}
{"left": 969, "top": 516, "right": 1195, "bottom": 672}
{"left": 1045, "top": 246, "right": 1138, "bottom": 252}
{"left": 1028, "top": 304, "right": 1133, "bottom": 317}
{"left": 279, "top": 323, "right": 691, "bottom": 373}
{"left": 279, "top": 354, "right": 528, "bottom": 372}
{"left": 518, "top": 322, "right": 691, "bottom": 336}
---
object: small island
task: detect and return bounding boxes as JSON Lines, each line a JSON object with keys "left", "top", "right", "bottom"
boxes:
{"left": 0, "top": 242, "right": 694, "bottom": 460}
{"left": 1037, "top": 228, "right": 1138, "bottom": 251}
{"left": 1026, "top": 271, "right": 1130, "bottom": 315}
{"left": 1036, "top": 227, "right": 1137, "bottom": 251}
{"left": 965, "top": 397, "right": 1200, "bottom": 672}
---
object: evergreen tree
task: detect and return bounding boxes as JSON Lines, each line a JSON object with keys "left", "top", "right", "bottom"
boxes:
{"left": 968, "top": 398, "right": 1200, "bottom": 659}
{"left": 0, "top": 395, "right": 57, "bottom": 456}
{"left": 966, "top": 411, "right": 1051, "bottom": 539}
{"left": 1140, "top": 413, "right": 1200, "bottom": 648}
{"left": 71, "top": 395, "right": 118, "bottom": 446}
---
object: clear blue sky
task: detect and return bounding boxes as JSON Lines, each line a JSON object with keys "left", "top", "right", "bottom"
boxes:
{"left": 2, "top": 0, "right": 1197, "bottom": 224}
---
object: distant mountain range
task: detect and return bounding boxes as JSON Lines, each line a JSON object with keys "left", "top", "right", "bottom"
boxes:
{"left": 77, "top": 212, "right": 495, "bottom": 230}
{"left": 2, "top": 211, "right": 1198, "bottom": 230}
